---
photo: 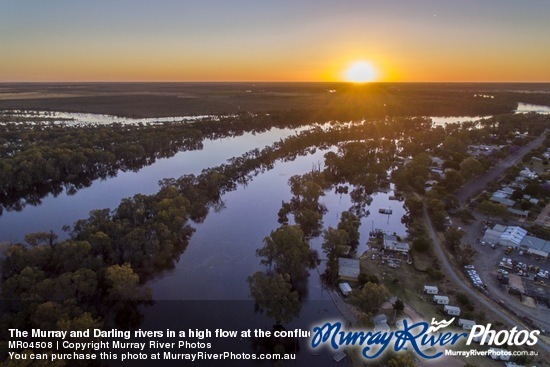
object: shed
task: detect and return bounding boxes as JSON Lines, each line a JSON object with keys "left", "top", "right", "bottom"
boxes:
{"left": 423, "top": 285, "right": 438, "bottom": 295}
{"left": 507, "top": 208, "right": 529, "bottom": 218}
{"left": 444, "top": 305, "right": 461, "bottom": 316}
{"left": 333, "top": 351, "right": 347, "bottom": 363}
{"left": 338, "top": 258, "right": 360, "bottom": 280}
{"left": 338, "top": 282, "right": 352, "bottom": 297}
{"left": 458, "top": 318, "right": 476, "bottom": 330}
{"left": 483, "top": 229, "right": 502, "bottom": 244}
{"left": 504, "top": 362, "right": 525, "bottom": 367}
{"left": 433, "top": 295, "right": 449, "bottom": 305}
{"left": 372, "top": 314, "right": 387, "bottom": 325}
{"left": 490, "top": 196, "right": 515, "bottom": 207}
{"left": 372, "top": 313, "right": 391, "bottom": 332}
{"left": 520, "top": 235, "right": 550, "bottom": 258}
{"left": 372, "top": 313, "right": 390, "bottom": 332}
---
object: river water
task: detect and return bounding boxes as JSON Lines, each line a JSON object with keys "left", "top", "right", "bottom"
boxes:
{"left": 10, "top": 109, "right": 525, "bottom": 364}
{"left": 0, "top": 127, "right": 311, "bottom": 242}
{"left": 515, "top": 102, "right": 550, "bottom": 114}
{"left": 0, "top": 123, "right": 407, "bottom": 295}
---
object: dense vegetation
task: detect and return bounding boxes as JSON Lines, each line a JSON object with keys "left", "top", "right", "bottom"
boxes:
{"left": 0, "top": 82, "right": 524, "bottom": 118}
{"left": 1, "top": 109, "right": 548, "bottom": 364}
{"left": 0, "top": 111, "right": 316, "bottom": 214}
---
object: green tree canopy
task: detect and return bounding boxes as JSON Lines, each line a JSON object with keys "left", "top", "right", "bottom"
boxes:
{"left": 477, "top": 200, "right": 509, "bottom": 219}
{"left": 256, "top": 225, "right": 311, "bottom": 283}
{"left": 337, "top": 210, "right": 360, "bottom": 249}
{"left": 322, "top": 227, "right": 350, "bottom": 260}
{"left": 350, "top": 282, "right": 390, "bottom": 315}
{"left": 247, "top": 272, "right": 301, "bottom": 326}
{"left": 104, "top": 264, "right": 151, "bottom": 301}
{"left": 444, "top": 227, "right": 465, "bottom": 253}
{"left": 460, "top": 157, "right": 483, "bottom": 181}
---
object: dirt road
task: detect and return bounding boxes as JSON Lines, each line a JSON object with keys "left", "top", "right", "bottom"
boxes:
{"left": 455, "top": 132, "right": 547, "bottom": 205}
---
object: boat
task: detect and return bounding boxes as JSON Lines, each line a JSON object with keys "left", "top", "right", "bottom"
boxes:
{"left": 369, "top": 228, "right": 385, "bottom": 237}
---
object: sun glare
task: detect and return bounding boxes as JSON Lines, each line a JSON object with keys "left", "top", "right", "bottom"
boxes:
{"left": 344, "top": 61, "right": 377, "bottom": 83}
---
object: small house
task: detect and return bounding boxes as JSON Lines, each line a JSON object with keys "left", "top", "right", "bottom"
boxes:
{"left": 372, "top": 314, "right": 387, "bottom": 325}
{"left": 338, "top": 282, "right": 352, "bottom": 297}
{"left": 519, "top": 168, "right": 537, "bottom": 179}
{"left": 433, "top": 295, "right": 449, "bottom": 305}
{"left": 458, "top": 319, "right": 476, "bottom": 330}
{"left": 504, "top": 362, "right": 525, "bottom": 367}
{"left": 333, "top": 351, "right": 347, "bottom": 362}
{"left": 383, "top": 234, "right": 410, "bottom": 254}
{"left": 338, "top": 258, "right": 360, "bottom": 280}
{"left": 372, "top": 314, "right": 390, "bottom": 332}
{"left": 444, "top": 305, "right": 461, "bottom": 316}
{"left": 423, "top": 285, "right": 438, "bottom": 295}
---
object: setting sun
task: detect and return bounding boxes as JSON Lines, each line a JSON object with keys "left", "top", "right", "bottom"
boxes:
{"left": 344, "top": 61, "right": 378, "bottom": 83}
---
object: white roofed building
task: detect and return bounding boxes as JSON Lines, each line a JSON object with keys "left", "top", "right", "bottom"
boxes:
{"left": 499, "top": 226, "right": 527, "bottom": 248}
{"left": 383, "top": 234, "right": 410, "bottom": 254}
{"left": 483, "top": 225, "right": 527, "bottom": 248}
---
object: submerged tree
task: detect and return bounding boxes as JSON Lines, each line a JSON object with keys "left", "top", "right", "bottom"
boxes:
{"left": 337, "top": 210, "right": 361, "bottom": 250}
{"left": 256, "top": 225, "right": 311, "bottom": 284}
{"left": 247, "top": 272, "right": 301, "bottom": 326}
{"left": 321, "top": 227, "right": 349, "bottom": 283}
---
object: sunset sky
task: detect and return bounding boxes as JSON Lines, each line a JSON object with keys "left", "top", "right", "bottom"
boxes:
{"left": 1, "top": 0, "right": 549, "bottom": 82}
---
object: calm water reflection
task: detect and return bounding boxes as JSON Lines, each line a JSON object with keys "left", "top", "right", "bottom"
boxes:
{"left": 0, "top": 127, "right": 308, "bottom": 242}
{"left": 148, "top": 147, "right": 406, "bottom": 301}
{"left": 515, "top": 102, "right": 550, "bottom": 114}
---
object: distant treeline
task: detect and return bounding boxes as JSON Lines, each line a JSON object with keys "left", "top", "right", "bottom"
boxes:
{"left": 0, "top": 82, "right": 523, "bottom": 118}
{"left": 0, "top": 111, "right": 318, "bottom": 214}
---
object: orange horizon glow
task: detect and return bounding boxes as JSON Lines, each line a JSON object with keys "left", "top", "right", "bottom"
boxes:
{"left": 2, "top": 1, "right": 550, "bottom": 83}
{"left": 1, "top": 40, "right": 548, "bottom": 83}
{"left": 1, "top": 43, "right": 548, "bottom": 83}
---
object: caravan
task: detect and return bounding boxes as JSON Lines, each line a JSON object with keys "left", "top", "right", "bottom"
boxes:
{"left": 338, "top": 282, "right": 352, "bottom": 297}
{"left": 423, "top": 285, "right": 438, "bottom": 295}
{"left": 444, "top": 305, "right": 461, "bottom": 316}
{"left": 433, "top": 295, "right": 449, "bottom": 305}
